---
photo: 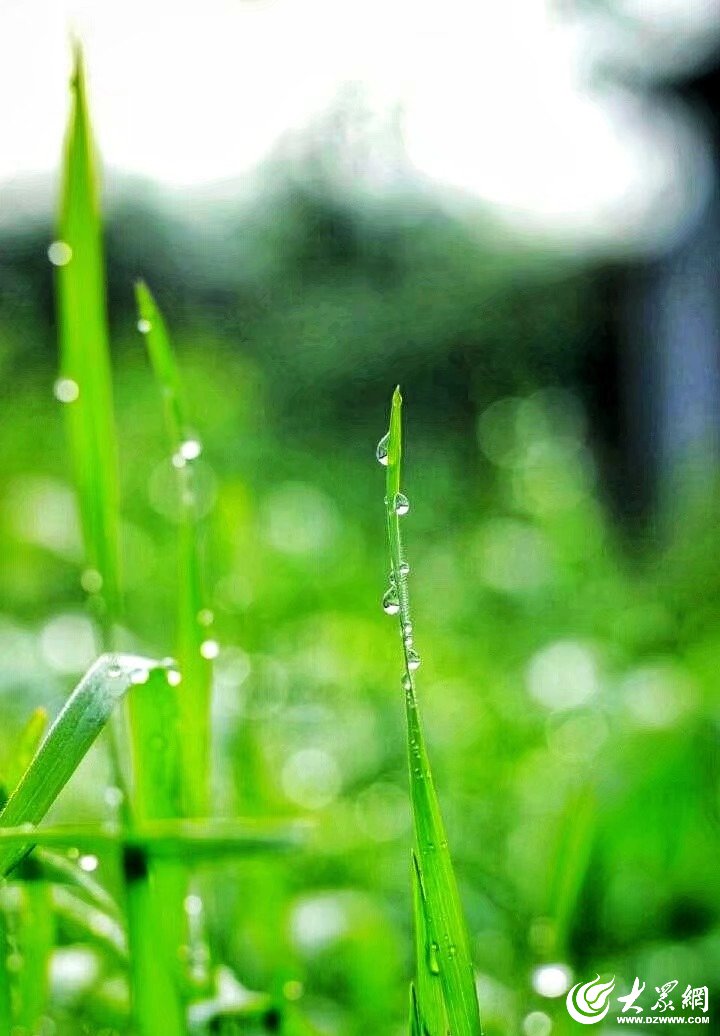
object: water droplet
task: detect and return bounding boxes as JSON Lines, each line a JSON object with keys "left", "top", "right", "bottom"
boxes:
{"left": 401, "top": 673, "right": 412, "bottom": 692}
{"left": 106, "top": 664, "right": 123, "bottom": 678}
{"left": 394, "top": 493, "right": 410, "bottom": 516}
{"left": 53, "top": 378, "right": 79, "bottom": 403}
{"left": 197, "top": 608, "right": 214, "bottom": 627}
{"left": 404, "top": 634, "right": 414, "bottom": 648}
{"left": 382, "top": 587, "right": 400, "bottom": 615}
{"left": 80, "top": 568, "right": 103, "bottom": 594}
{"left": 399, "top": 562, "right": 410, "bottom": 576}
{"left": 48, "top": 241, "right": 72, "bottom": 266}
{"left": 200, "top": 639, "right": 219, "bottom": 660}
{"left": 137, "top": 318, "right": 152, "bottom": 334}
{"left": 428, "top": 941, "right": 441, "bottom": 975}
{"left": 402, "top": 622, "right": 413, "bottom": 636}
{"left": 184, "top": 894, "right": 203, "bottom": 917}
{"left": 129, "top": 668, "right": 150, "bottom": 685}
{"left": 104, "top": 786, "right": 124, "bottom": 809}
{"left": 166, "top": 668, "right": 182, "bottom": 687}
{"left": 78, "top": 854, "right": 98, "bottom": 873}
{"left": 171, "top": 451, "right": 186, "bottom": 469}
{"left": 407, "top": 649, "right": 421, "bottom": 671}
{"left": 376, "top": 432, "right": 390, "bottom": 466}
{"left": 180, "top": 438, "right": 202, "bottom": 461}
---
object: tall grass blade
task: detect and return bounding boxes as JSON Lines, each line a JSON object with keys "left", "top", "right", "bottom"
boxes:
{"left": 135, "top": 281, "right": 212, "bottom": 818}
{"left": 412, "top": 851, "right": 448, "bottom": 1036}
{"left": 55, "top": 44, "right": 121, "bottom": 635}
{"left": 0, "top": 654, "right": 164, "bottom": 876}
{"left": 381, "top": 387, "right": 482, "bottom": 1036}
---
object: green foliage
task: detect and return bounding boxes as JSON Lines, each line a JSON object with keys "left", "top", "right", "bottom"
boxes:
{"left": 382, "top": 388, "right": 482, "bottom": 1036}
{"left": 55, "top": 45, "right": 121, "bottom": 634}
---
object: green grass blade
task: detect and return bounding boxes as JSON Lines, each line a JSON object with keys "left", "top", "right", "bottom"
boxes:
{"left": 0, "top": 820, "right": 306, "bottom": 859}
{"left": 0, "top": 654, "right": 164, "bottom": 876}
{"left": 382, "top": 388, "right": 482, "bottom": 1036}
{"left": 55, "top": 44, "right": 121, "bottom": 632}
{"left": 412, "top": 851, "right": 447, "bottom": 1036}
{"left": 14, "top": 882, "right": 55, "bottom": 1034}
{"left": 135, "top": 281, "right": 212, "bottom": 818}
{"left": 53, "top": 885, "right": 127, "bottom": 963}
{"left": 0, "top": 908, "right": 11, "bottom": 1036}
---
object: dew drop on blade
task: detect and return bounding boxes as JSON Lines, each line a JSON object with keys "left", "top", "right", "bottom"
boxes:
{"left": 376, "top": 432, "right": 390, "bottom": 466}
{"left": 394, "top": 493, "right": 410, "bottom": 516}
{"left": 137, "top": 318, "right": 152, "bottom": 334}
{"left": 180, "top": 438, "right": 202, "bottom": 461}
{"left": 382, "top": 587, "right": 400, "bottom": 615}
{"left": 407, "top": 649, "right": 421, "bottom": 671}
{"left": 401, "top": 673, "right": 412, "bottom": 692}
{"left": 53, "top": 377, "right": 79, "bottom": 403}
{"left": 48, "top": 241, "right": 72, "bottom": 266}
{"left": 399, "top": 562, "right": 410, "bottom": 576}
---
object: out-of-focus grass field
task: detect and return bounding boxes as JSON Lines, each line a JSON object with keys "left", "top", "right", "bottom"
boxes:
{"left": 1, "top": 91, "right": 720, "bottom": 1036}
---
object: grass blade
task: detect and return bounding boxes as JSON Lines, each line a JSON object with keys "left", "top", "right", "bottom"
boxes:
{"left": 55, "top": 44, "right": 121, "bottom": 633}
{"left": 135, "top": 281, "right": 212, "bottom": 818}
{"left": 412, "top": 851, "right": 448, "bottom": 1036}
{"left": 381, "top": 387, "right": 482, "bottom": 1036}
{"left": 0, "top": 654, "right": 164, "bottom": 876}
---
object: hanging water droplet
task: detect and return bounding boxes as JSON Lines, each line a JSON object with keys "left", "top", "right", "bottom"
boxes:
{"left": 399, "top": 562, "right": 410, "bottom": 576}
{"left": 200, "top": 639, "right": 219, "bottom": 660}
{"left": 171, "top": 451, "right": 186, "bottom": 469}
{"left": 401, "top": 673, "right": 412, "bottom": 692}
{"left": 80, "top": 568, "right": 103, "bottom": 594}
{"left": 129, "top": 668, "right": 150, "bottom": 685}
{"left": 179, "top": 438, "right": 202, "bottom": 461}
{"left": 137, "top": 318, "right": 152, "bottom": 334}
{"left": 407, "top": 649, "right": 421, "bottom": 671}
{"left": 78, "top": 854, "right": 99, "bottom": 873}
{"left": 404, "top": 634, "right": 414, "bottom": 648}
{"left": 382, "top": 587, "right": 400, "bottom": 615}
{"left": 394, "top": 493, "right": 410, "bottom": 516}
{"left": 166, "top": 668, "right": 182, "bottom": 687}
{"left": 184, "top": 894, "right": 203, "bottom": 917}
{"left": 48, "top": 241, "right": 72, "bottom": 266}
{"left": 376, "top": 432, "right": 390, "bottom": 466}
{"left": 402, "top": 622, "right": 413, "bottom": 637}
{"left": 53, "top": 377, "right": 80, "bottom": 403}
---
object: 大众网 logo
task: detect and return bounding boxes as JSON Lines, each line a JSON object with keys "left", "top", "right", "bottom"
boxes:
{"left": 566, "top": 975, "right": 617, "bottom": 1024}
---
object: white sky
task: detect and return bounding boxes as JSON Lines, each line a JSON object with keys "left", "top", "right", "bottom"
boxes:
{"left": 0, "top": 0, "right": 718, "bottom": 247}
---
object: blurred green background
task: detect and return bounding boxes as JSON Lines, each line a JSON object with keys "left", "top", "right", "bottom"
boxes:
{"left": 2, "top": 4, "right": 720, "bottom": 1034}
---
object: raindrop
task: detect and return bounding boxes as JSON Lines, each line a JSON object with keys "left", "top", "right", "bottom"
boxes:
{"left": 48, "top": 241, "right": 72, "bottom": 266}
{"left": 399, "top": 562, "right": 410, "bottom": 576}
{"left": 197, "top": 608, "right": 214, "bottom": 627}
{"left": 401, "top": 673, "right": 412, "bottom": 692}
{"left": 200, "top": 639, "right": 219, "bottom": 660}
{"left": 184, "top": 894, "right": 203, "bottom": 917}
{"left": 137, "top": 318, "right": 152, "bottom": 334}
{"left": 166, "top": 669, "right": 182, "bottom": 687}
{"left": 80, "top": 568, "right": 103, "bottom": 594}
{"left": 382, "top": 587, "right": 400, "bottom": 615}
{"left": 104, "top": 786, "right": 124, "bottom": 810}
{"left": 179, "top": 438, "right": 202, "bottom": 461}
{"left": 407, "top": 649, "right": 421, "bottom": 672}
{"left": 428, "top": 941, "right": 440, "bottom": 974}
{"left": 394, "top": 493, "right": 410, "bottom": 516}
{"left": 53, "top": 378, "right": 79, "bottom": 404}
{"left": 402, "top": 622, "right": 413, "bottom": 636}
{"left": 129, "top": 668, "right": 150, "bottom": 685}
{"left": 78, "top": 855, "right": 98, "bottom": 873}
{"left": 376, "top": 432, "right": 390, "bottom": 466}
{"left": 171, "top": 451, "right": 186, "bottom": 469}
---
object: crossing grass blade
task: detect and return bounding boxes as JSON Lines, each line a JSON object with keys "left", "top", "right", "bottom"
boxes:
{"left": 0, "top": 654, "right": 164, "bottom": 877}
{"left": 135, "top": 281, "right": 212, "bottom": 818}
{"left": 55, "top": 44, "right": 121, "bottom": 634}
{"left": 381, "top": 388, "right": 482, "bottom": 1036}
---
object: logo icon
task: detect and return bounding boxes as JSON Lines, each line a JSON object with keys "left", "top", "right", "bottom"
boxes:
{"left": 566, "top": 975, "right": 616, "bottom": 1025}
